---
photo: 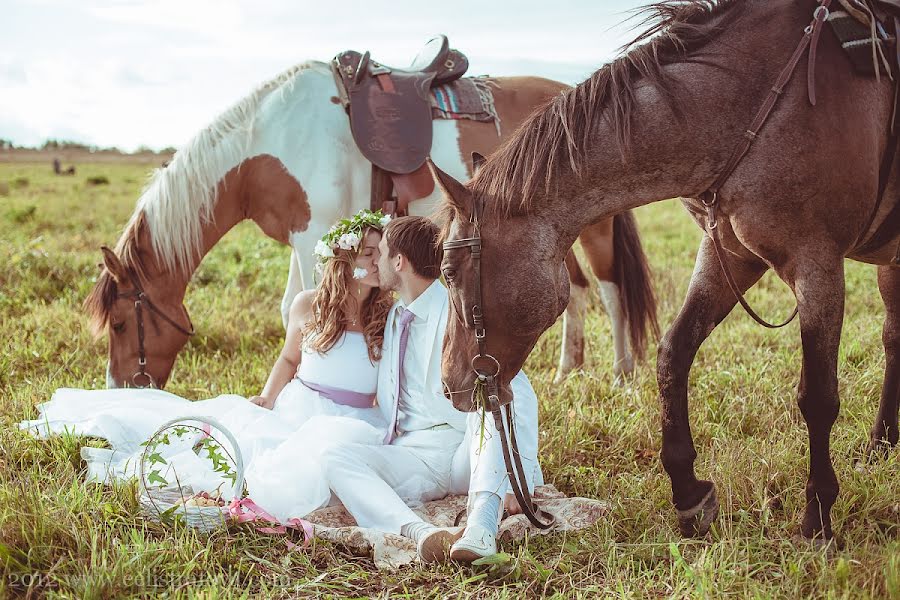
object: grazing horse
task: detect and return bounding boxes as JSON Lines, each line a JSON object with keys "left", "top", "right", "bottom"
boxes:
{"left": 436, "top": 0, "right": 900, "bottom": 543}
{"left": 85, "top": 60, "right": 657, "bottom": 389}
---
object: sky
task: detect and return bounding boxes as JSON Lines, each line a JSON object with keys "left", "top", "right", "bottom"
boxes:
{"left": 2, "top": 0, "right": 648, "bottom": 152}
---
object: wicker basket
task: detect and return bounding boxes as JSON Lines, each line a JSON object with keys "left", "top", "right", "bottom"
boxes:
{"left": 138, "top": 416, "right": 245, "bottom": 533}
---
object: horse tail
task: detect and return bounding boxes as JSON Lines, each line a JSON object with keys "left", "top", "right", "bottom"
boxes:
{"left": 612, "top": 211, "right": 659, "bottom": 361}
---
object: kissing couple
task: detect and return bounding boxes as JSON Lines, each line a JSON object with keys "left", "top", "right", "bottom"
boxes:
{"left": 21, "top": 209, "right": 543, "bottom": 564}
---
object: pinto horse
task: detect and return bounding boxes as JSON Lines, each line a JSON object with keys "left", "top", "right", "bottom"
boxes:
{"left": 436, "top": 0, "right": 900, "bottom": 543}
{"left": 85, "top": 61, "right": 657, "bottom": 390}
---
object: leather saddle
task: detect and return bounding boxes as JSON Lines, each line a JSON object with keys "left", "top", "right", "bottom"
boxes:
{"left": 332, "top": 35, "right": 468, "bottom": 175}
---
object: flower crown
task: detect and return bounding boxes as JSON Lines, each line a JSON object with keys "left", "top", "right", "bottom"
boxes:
{"left": 313, "top": 209, "right": 391, "bottom": 269}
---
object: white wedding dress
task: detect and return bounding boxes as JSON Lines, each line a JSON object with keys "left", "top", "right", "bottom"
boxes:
{"left": 19, "top": 332, "right": 387, "bottom": 522}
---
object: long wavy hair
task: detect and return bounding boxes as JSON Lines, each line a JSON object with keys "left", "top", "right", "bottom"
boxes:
{"left": 303, "top": 226, "right": 393, "bottom": 362}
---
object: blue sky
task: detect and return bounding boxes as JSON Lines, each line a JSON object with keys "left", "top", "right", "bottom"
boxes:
{"left": 2, "top": 0, "right": 647, "bottom": 151}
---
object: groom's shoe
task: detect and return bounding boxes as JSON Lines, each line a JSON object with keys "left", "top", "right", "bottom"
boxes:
{"left": 449, "top": 525, "right": 497, "bottom": 563}
{"left": 417, "top": 527, "right": 465, "bottom": 563}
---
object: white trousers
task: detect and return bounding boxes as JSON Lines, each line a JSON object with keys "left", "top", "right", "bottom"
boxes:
{"left": 465, "top": 370, "right": 542, "bottom": 510}
{"left": 321, "top": 427, "right": 463, "bottom": 534}
{"left": 321, "top": 371, "right": 541, "bottom": 533}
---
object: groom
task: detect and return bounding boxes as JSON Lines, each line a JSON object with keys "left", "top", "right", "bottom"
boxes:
{"left": 321, "top": 215, "right": 542, "bottom": 563}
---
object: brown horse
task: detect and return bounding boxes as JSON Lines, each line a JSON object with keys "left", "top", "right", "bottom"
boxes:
{"left": 436, "top": 0, "right": 900, "bottom": 543}
{"left": 85, "top": 61, "right": 657, "bottom": 389}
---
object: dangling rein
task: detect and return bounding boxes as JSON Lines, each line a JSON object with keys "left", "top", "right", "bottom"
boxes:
{"left": 699, "top": 0, "right": 900, "bottom": 328}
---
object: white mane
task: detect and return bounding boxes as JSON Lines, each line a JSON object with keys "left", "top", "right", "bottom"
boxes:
{"left": 129, "top": 60, "right": 328, "bottom": 274}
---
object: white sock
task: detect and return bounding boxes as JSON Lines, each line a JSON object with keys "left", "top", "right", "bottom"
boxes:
{"left": 467, "top": 491, "right": 501, "bottom": 535}
{"left": 400, "top": 520, "right": 436, "bottom": 544}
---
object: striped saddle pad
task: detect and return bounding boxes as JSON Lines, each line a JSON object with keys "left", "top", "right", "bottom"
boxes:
{"left": 430, "top": 77, "right": 499, "bottom": 126}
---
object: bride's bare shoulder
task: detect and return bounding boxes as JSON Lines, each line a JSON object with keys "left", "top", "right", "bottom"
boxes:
{"left": 289, "top": 290, "right": 316, "bottom": 323}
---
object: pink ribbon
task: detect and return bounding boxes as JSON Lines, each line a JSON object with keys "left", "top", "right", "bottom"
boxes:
{"left": 227, "top": 497, "right": 314, "bottom": 549}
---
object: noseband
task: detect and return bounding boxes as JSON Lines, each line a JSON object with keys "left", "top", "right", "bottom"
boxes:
{"left": 115, "top": 270, "right": 195, "bottom": 388}
{"left": 443, "top": 195, "right": 554, "bottom": 529}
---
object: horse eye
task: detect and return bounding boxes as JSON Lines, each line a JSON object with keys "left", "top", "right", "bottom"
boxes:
{"left": 443, "top": 269, "right": 456, "bottom": 282}
{"left": 111, "top": 322, "right": 125, "bottom": 333}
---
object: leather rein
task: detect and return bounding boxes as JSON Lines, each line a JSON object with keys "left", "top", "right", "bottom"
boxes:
{"left": 115, "top": 270, "right": 195, "bottom": 388}
{"left": 443, "top": 195, "right": 555, "bottom": 530}
{"left": 698, "top": 0, "right": 840, "bottom": 328}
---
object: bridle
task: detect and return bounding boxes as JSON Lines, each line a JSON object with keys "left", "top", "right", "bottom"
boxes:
{"left": 114, "top": 269, "right": 195, "bottom": 388}
{"left": 443, "top": 195, "right": 555, "bottom": 529}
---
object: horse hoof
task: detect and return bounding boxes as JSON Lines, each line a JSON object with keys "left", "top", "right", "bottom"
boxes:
{"left": 863, "top": 439, "right": 896, "bottom": 462}
{"left": 792, "top": 534, "right": 840, "bottom": 555}
{"left": 676, "top": 485, "right": 719, "bottom": 538}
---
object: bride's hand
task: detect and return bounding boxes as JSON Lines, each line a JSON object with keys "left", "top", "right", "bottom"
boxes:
{"left": 249, "top": 395, "right": 275, "bottom": 410}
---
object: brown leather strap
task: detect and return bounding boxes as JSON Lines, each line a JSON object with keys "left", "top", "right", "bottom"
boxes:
{"left": 700, "top": 1, "right": 832, "bottom": 328}
{"left": 376, "top": 72, "right": 396, "bottom": 94}
{"left": 702, "top": 192, "right": 799, "bottom": 328}
{"left": 808, "top": 3, "right": 831, "bottom": 105}
{"left": 707, "top": 2, "right": 831, "bottom": 198}
{"left": 486, "top": 388, "right": 554, "bottom": 530}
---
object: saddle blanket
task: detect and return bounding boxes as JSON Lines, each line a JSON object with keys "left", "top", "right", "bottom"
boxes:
{"left": 306, "top": 485, "right": 608, "bottom": 569}
{"left": 430, "top": 77, "right": 501, "bottom": 133}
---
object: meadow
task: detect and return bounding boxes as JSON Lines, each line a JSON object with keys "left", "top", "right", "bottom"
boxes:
{"left": 1, "top": 159, "right": 898, "bottom": 598}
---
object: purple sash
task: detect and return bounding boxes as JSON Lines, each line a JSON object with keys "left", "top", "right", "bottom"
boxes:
{"left": 298, "top": 378, "right": 376, "bottom": 409}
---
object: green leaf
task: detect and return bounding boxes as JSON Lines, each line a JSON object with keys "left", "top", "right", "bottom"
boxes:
{"left": 147, "top": 452, "right": 167, "bottom": 466}
{"left": 147, "top": 470, "right": 168, "bottom": 486}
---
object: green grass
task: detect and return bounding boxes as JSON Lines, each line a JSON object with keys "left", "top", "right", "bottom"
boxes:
{"left": 1, "top": 161, "right": 898, "bottom": 598}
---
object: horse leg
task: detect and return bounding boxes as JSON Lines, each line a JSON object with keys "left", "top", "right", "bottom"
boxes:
{"left": 555, "top": 251, "right": 589, "bottom": 383}
{"left": 658, "top": 236, "right": 766, "bottom": 537}
{"left": 599, "top": 280, "right": 633, "bottom": 382}
{"left": 578, "top": 219, "right": 634, "bottom": 382}
{"left": 868, "top": 265, "right": 900, "bottom": 457}
{"left": 788, "top": 257, "right": 845, "bottom": 541}
{"left": 281, "top": 248, "right": 305, "bottom": 330}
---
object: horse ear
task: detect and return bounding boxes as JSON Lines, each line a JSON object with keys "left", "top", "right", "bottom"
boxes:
{"left": 426, "top": 158, "right": 470, "bottom": 215}
{"left": 100, "top": 246, "right": 129, "bottom": 284}
{"left": 471, "top": 152, "right": 486, "bottom": 176}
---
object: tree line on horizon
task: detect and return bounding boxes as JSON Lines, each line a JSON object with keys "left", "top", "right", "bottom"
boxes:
{"left": 0, "top": 138, "right": 176, "bottom": 155}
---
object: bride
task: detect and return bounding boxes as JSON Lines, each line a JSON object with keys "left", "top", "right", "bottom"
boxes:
{"left": 19, "top": 209, "right": 394, "bottom": 522}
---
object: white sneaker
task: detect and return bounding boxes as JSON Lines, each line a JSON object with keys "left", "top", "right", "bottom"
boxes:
{"left": 449, "top": 524, "right": 497, "bottom": 563}
{"left": 417, "top": 527, "right": 465, "bottom": 564}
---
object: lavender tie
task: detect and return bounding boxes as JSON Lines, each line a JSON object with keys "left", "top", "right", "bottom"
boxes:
{"left": 384, "top": 307, "right": 416, "bottom": 444}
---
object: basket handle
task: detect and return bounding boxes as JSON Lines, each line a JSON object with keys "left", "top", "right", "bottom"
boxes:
{"left": 139, "top": 415, "right": 246, "bottom": 498}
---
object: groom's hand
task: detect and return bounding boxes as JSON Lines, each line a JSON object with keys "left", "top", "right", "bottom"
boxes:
{"left": 249, "top": 395, "right": 275, "bottom": 410}
{"left": 504, "top": 494, "right": 522, "bottom": 516}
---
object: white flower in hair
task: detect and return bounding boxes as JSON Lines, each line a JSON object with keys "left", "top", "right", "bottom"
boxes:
{"left": 338, "top": 232, "right": 360, "bottom": 251}
{"left": 353, "top": 267, "right": 369, "bottom": 280}
{"left": 314, "top": 239, "right": 335, "bottom": 259}
{"left": 379, "top": 214, "right": 392, "bottom": 227}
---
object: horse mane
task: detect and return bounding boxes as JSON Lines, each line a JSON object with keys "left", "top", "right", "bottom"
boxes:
{"left": 470, "top": 0, "right": 745, "bottom": 216}
{"left": 84, "top": 61, "right": 328, "bottom": 334}
{"left": 138, "top": 61, "right": 326, "bottom": 273}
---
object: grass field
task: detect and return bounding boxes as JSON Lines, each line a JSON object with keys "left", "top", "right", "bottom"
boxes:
{"left": 1, "top": 160, "right": 898, "bottom": 598}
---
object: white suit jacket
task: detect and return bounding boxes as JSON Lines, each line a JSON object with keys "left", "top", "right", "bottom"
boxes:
{"left": 376, "top": 282, "right": 468, "bottom": 435}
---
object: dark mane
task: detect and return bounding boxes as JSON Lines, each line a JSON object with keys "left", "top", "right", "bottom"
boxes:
{"left": 84, "top": 212, "right": 152, "bottom": 336}
{"left": 470, "top": 0, "right": 744, "bottom": 215}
